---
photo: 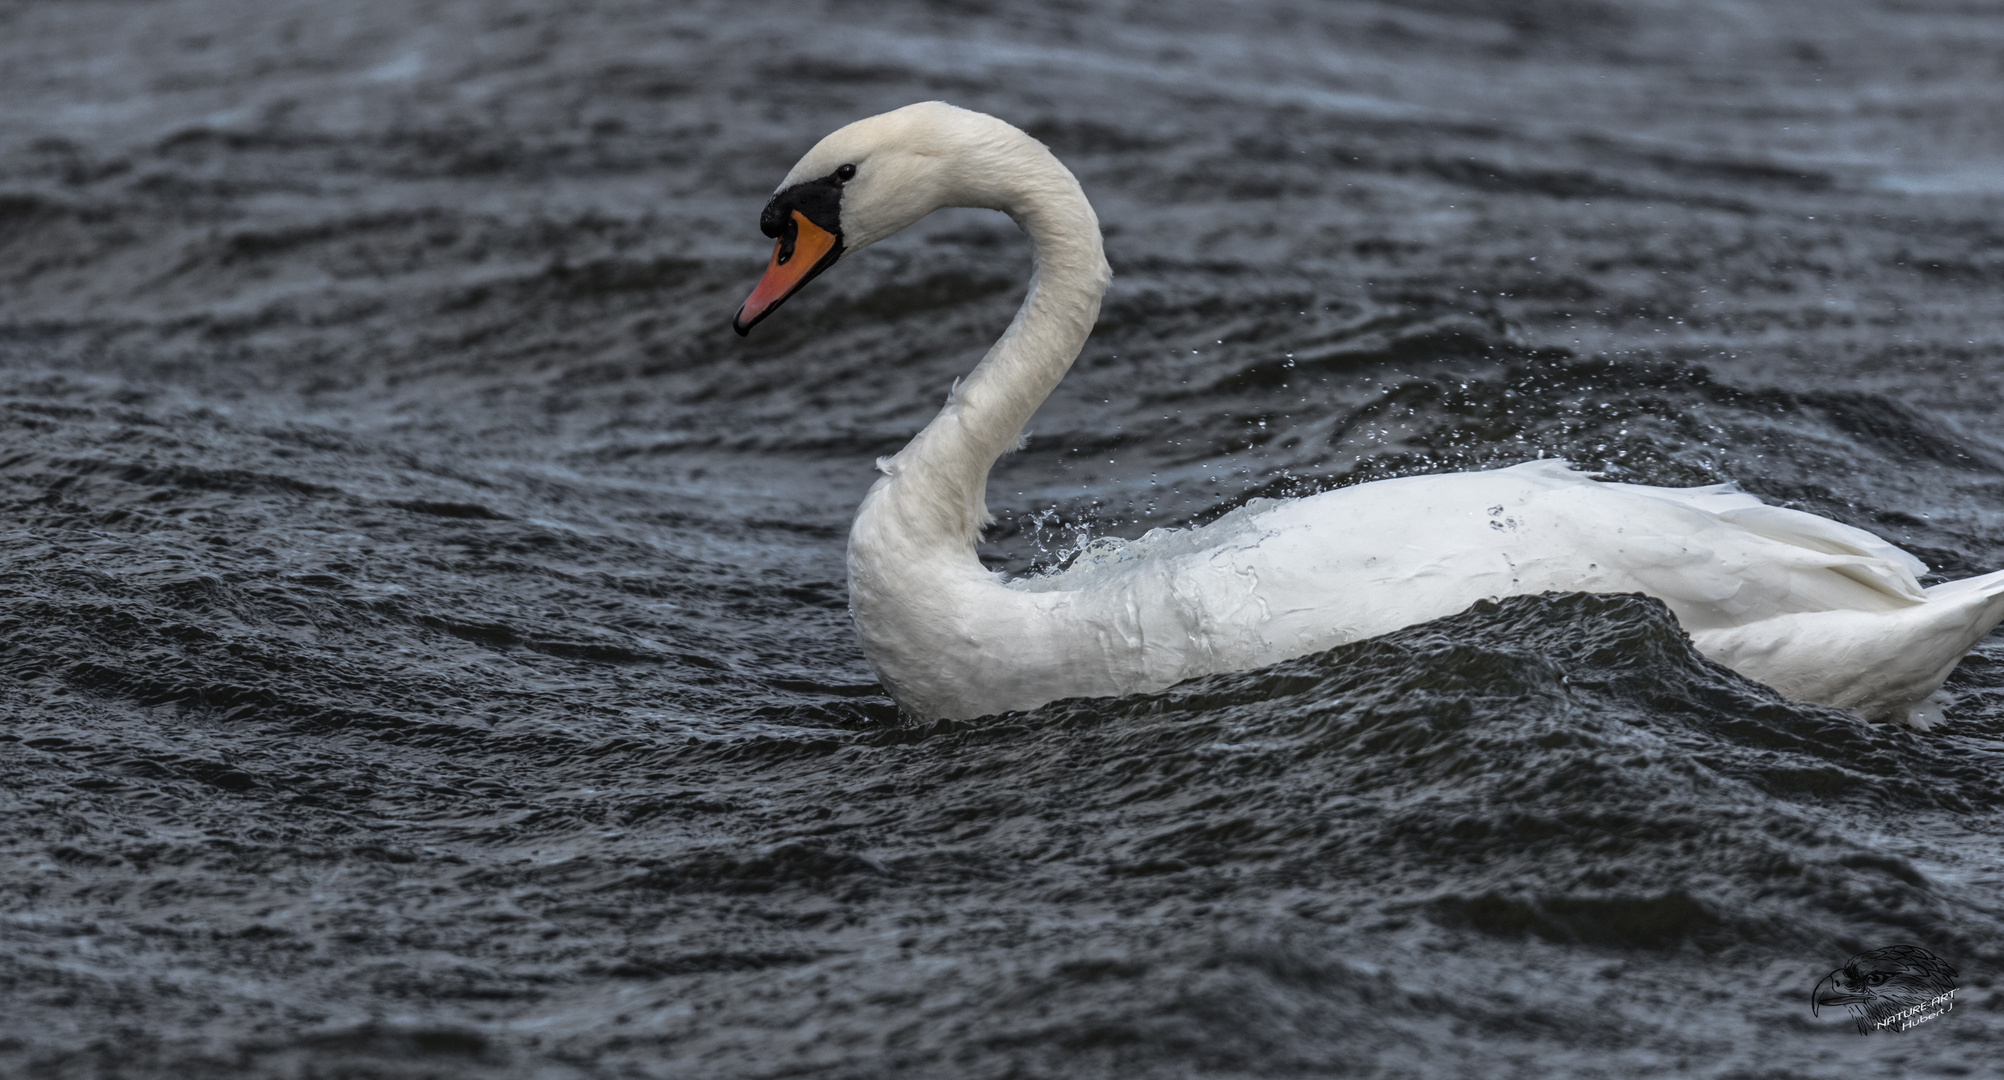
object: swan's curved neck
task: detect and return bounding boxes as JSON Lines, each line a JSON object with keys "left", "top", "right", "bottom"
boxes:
{"left": 859, "top": 153, "right": 1110, "bottom": 556}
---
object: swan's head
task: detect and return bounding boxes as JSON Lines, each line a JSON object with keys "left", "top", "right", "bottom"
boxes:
{"left": 732, "top": 102, "right": 1041, "bottom": 336}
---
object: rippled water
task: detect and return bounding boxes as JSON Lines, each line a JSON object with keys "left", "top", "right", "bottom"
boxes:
{"left": 4, "top": 1, "right": 2004, "bottom": 1076}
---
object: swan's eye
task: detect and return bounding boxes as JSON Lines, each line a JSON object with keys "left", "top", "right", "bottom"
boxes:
{"left": 834, "top": 163, "right": 857, "bottom": 183}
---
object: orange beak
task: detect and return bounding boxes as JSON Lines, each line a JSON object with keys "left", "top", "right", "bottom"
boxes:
{"left": 733, "top": 210, "right": 841, "bottom": 336}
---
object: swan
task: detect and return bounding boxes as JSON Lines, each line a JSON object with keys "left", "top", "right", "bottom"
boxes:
{"left": 731, "top": 101, "right": 2004, "bottom": 728}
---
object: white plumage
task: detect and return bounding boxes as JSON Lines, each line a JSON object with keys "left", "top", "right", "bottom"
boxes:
{"left": 737, "top": 102, "right": 2004, "bottom": 726}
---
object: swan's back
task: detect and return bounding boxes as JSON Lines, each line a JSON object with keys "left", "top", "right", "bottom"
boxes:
{"left": 1008, "top": 461, "right": 2002, "bottom": 723}
{"left": 1021, "top": 460, "right": 1919, "bottom": 633}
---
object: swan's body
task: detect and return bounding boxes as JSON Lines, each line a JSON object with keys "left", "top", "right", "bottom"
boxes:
{"left": 735, "top": 102, "right": 2004, "bottom": 727}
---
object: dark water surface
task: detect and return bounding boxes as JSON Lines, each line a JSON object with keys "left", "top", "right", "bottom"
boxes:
{"left": 5, "top": 1, "right": 2004, "bottom": 1076}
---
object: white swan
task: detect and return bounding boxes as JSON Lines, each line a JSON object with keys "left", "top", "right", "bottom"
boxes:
{"left": 732, "top": 102, "right": 2004, "bottom": 728}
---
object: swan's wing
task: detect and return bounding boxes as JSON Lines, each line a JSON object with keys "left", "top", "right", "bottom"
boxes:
{"left": 1011, "top": 460, "right": 1934, "bottom": 662}
{"left": 1266, "top": 460, "right": 1934, "bottom": 629}
{"left": 1603, "top": 472, "right": 1928, "bottom": 581}
{"left": 984, "top": 460, "right": 1987, "bottom": 725}
{"left": 1586, "top": 476, "right": 1928, "bottom": 603}
{"left": 1714, "top": 505, "right": 1927, "bottom": 598}
{"left": 1530, "top": 477, "right": 1929, "bottom": 628}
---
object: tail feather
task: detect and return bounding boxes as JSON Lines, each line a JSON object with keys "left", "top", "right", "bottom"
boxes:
{"left": 1893, "top": 568, "right": 2004, "bottom": 727}
{"left": 1923, "top": 567, "right": 2004, "bottom": 603}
